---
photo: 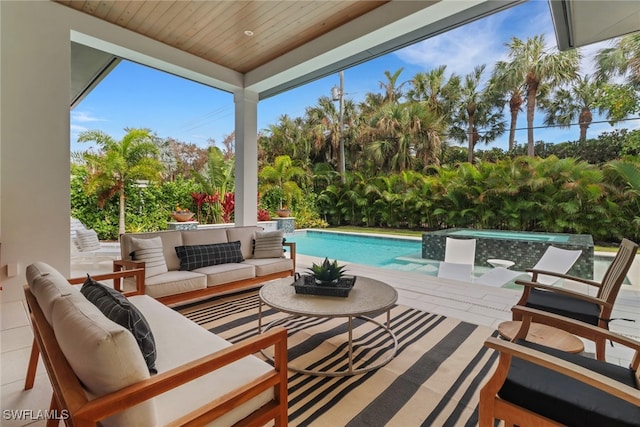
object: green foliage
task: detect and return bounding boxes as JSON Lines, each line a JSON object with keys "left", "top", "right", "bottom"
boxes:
{"left": 314, "top": 156, "right": 640, "bottom": 242}
{"left": 308, "top": 258, "right": 347, "bottom": 283}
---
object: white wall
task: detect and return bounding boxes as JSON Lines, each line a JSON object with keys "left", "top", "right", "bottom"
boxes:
{"left": 1, "top": 1, "right": 72, "bottom": 301}
{"left": 0, "top": 1, "right": 257, "bottom": 302}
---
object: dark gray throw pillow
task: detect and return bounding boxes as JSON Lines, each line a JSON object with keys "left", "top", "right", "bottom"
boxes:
{"left": 174, "top": 241, "right": 244, "bottom": 270}
{"left": 80, "top": 275, "right": 157, "bottom": 374}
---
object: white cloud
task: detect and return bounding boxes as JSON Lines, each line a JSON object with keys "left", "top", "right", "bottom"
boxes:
{"left": 394, "top": 15, "right": 507, "bottom": 77}
{"left": 70, "top": 110, "right": 105, "bottom": 123}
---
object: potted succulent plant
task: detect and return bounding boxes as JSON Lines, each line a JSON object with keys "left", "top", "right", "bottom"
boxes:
{"left": 308, "top": 257, "right": 347, "bottom": 286}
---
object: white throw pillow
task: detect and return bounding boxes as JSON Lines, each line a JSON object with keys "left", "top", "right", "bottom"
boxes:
{"left": 130, "top": 237, "right": 168, "bottom": 278}
{"left": 253, "top": 230, "right": 285, "bottom": 259}
{"left": 76, "top": 228, "right": 101, "bottom": 252}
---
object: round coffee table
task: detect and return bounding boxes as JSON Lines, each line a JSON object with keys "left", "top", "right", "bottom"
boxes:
{"left": 498, "top": 321, "right": 584, "bottom": 353}
{"left": 259, "top": 276, "right": 398, "bottom": 376}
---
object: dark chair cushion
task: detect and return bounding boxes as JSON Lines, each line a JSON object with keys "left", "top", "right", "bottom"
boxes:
{"left": 175, "top": 241, "right": 244, "bottom": 271}
{"left": 498, "top": 340, "right": 639, "bottom": 427}
{"left": 526, "top": 288, "right": 601, "bottom": 325}
{"left": 81, "top": 276, "right": 157, "bottom": 374}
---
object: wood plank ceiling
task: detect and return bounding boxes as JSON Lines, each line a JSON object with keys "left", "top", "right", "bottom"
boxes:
{"left": 56, "top": 1, "right": 388, "bottom": 74}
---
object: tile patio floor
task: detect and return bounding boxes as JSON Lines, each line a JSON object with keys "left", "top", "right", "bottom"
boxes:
{"left": 1, "top": 251, "right": 638, "bottom": 426}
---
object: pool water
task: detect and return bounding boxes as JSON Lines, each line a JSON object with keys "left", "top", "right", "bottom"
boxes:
{"left": 448, "top": 229, "right": 570, "bottom": 243}
{"left": 287, "top": 230, "right": 630, "bottom": 286}
{"left": 287, "top": 230, "right": 422, "bottom": 266}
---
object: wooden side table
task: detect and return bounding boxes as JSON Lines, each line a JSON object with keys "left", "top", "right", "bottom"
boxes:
{"left": 498, "top": 321, "right": 584, "bottom": 354}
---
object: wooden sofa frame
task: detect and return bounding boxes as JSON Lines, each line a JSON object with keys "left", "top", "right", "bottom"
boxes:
{"left": 24, "top": 269, "right": 289, "bottom": 427}
{"left": 113, "top": 242, "right": 297, "bottom": 305}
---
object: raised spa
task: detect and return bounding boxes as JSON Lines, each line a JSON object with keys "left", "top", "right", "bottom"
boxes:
{"left": 422, "top": 228, "right": 594, "bottom": 279}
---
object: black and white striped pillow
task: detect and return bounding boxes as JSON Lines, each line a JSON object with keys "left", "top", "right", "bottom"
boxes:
{"left": 81, "top": 276, "right": 157, "bottom": 374}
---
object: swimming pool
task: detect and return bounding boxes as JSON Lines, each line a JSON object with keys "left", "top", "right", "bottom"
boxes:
{"left": 286, "top": 230, "right": 630, "bottom": 286}
{"left": 287, "top": 230, "right": 422, "bottom": 267}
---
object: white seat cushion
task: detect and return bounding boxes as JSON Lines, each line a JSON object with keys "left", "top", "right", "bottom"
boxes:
{"left": 194, "top": 263, "right": 256, "bottom": 286}
{"left": 129, "top": 295, "right": 274, "bottom": 426}
{"left": 243, "top": 258, "right": 293, "bottom": 277}
{"left": 138, "top": 270, "right": 207, "bottom": 299}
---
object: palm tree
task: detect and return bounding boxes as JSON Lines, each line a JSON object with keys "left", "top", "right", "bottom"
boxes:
{"left": 78, "top": 128, "right": 164, "bottom": 235}
{"left": 406, "top": 65, "right": 461, "bottom": 122}
{"left": 503, "top": 35, "right": 580, "bottom": 155}
{"left": 540, "top": 75, "right": 603, "bottom": 141}
{"left": 492, "top": 60, "right": 526, "bottom": 151}
{"left": 449, "top": 65, "right": 506, "bottom": 163}
{"left": 379, "top": 68, "right": 406, "bottom": 104}
{"left": 258, "top": 155, "right": 306, "bottom": 210}
{"left": 596, "top": 33, "right": 640, "bottom": 87}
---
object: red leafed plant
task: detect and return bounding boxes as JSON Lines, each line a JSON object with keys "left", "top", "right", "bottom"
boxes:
{"left": 221, "top": 192, "right": 235, "bottom": 223}
{"left": 257, "top": 208, "right": 271, "bottom": 221}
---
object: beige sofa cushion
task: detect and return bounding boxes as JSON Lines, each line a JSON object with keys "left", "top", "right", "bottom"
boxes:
{"left": 51, "top": 293, "right": 156, "bottom": 427}
{"left": 26, "top": 262, "right": 81, "bottom": 324}
{"left": 141, "top": 270, "right": 207, "bottom": 299}
{"left": 181, "top": 228, "right": 228, "bottom": 246}
{"left": 243, "top": 258, "right": 294, "bottom": 277}
{"left": 226, "top": 226, "right": 262, "bottom": 260}
{"left": 194, "top": 263, "right": 256, "bottom": 286}
{"left": 120, "top": 231, "right": 183, "bottom": 271}
{"left": 129, "top": 295, "right": 274, "bottom": 426}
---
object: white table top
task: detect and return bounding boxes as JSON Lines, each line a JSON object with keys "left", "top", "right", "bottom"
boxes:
{"left": 260, "top": 276, "right": 397, "bottom": 317}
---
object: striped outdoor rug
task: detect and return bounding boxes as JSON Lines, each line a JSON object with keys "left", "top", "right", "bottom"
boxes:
{"left": 176, "top": 290, "right": 499, "bottom": 427}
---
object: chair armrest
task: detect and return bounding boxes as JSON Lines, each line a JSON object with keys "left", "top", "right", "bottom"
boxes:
{"left": 113, "top": 259, "right": 146, "bottom": 295}
{"left": 515, "top": 279, "right": 610, "bottom": 308}
{"left": 67, "top": 268, "right": 146, "bottom": 297}
{"left": 523, "top": 268, "right": 602, "bottom": 288}
{"left": 284, "top": 241, "right": 296, "bottom": 272}
{"left": 512, "top": 306, "right": 640, "bottom": 355}
{"left": 73, "top": 326, "right": 289, "bottom": 425}
{"left": 484, "top": 337, "right": 640, "bottom": 405}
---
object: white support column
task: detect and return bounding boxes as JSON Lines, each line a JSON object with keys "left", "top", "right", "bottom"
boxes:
{"left": 234, "top": 89, "right": 259, "bottom": 226}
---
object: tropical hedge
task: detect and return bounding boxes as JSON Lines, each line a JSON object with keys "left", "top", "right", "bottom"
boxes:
{"left": 316, "top": 155, "right": 640, "bottom": 244}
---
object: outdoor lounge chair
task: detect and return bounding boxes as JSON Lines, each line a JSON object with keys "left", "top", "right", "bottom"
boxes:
{"left": 513, "top": 238, "right": 638, "bottom": 361}
{"left": 437, "top": 237, "right": 476, "bottom": 282}
{"left": 528, "top": 245, "right": 582, "bottom": 285}
{"left": 70, "top": 217, "right": 120, "bottom": 265}
{"left": 474, "top": 245, "right": 582, "bottom": 287}
{"left": 480, "top": 305, "right": 640, "bottom": 427}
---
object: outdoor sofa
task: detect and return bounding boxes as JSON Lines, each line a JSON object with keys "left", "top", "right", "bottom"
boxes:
{"left": 23, "top": 261, "right": 288, "bottom": 426}
{"left": 114, "top": 226, "right": 296, "bottom": 305}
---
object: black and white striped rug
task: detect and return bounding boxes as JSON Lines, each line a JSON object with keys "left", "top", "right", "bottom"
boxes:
{"left": 176, "top": 290, "right": 498, "bottom": 427}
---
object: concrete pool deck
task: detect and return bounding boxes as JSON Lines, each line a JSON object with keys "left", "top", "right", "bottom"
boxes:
{"left": 1, "top": 246, "right": 637, "bottom": 425}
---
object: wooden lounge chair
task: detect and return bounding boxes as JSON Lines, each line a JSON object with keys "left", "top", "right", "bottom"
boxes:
{"left": 513, "top": 238, "right": 638, "bottom": 360}
{"left": 480, "top": 306, "right": 640, "bottom": 427}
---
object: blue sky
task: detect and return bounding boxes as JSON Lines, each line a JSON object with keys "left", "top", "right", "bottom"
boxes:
{"left": 71, "top": 0, "right": 631, "bottom": 153}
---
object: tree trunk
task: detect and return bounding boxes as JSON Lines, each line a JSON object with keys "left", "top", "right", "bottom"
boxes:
{"left": 119, "top": 187, "right": 126, "bottom": 236}
{"left": 467, "top": 116, "right": 475, "bottom": 163}
{"left": 579, "top": 107, "right": 592, "bottom": 142}
{"left": 526, "top": 80, "right": 538, "bottom": 156}
{"left": 508, "top": 93, "right": 522, "bottom": 151}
